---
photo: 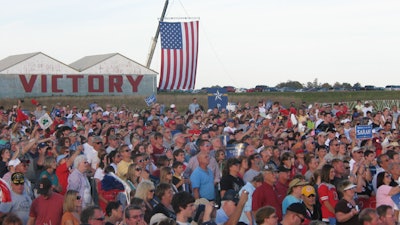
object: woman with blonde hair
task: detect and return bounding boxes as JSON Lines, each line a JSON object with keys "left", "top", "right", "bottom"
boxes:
{"left": 61, "top": 190, "right": 82, "bottom": 225}
{"left": 134, "top": 180, "right": 156, "bottom": 224}
{"left": 159, "top": 167, "right": 178, "bottom": 193}
{"left": 126, "top": 163, "right": 142, "bottom": 196}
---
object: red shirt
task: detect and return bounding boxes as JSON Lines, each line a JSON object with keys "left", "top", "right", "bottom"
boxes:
{"left": 29, "top": 192, "right": 64, "bottom": 225}
{"left": 252, "top": 182, "right": 282, "bottom": 221}
{"left": 275, "top": 181, "right": 289, "bottom": 206}
{"left": 318, "top": 182, "right": 339, "bottom": 220}
{"left": 55, "top": 162, "right": 69, "bottom": 195}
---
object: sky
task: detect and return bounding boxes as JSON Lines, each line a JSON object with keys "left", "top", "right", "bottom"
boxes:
{"left": 1, "top": 0, "right": 400, "bottom": 89}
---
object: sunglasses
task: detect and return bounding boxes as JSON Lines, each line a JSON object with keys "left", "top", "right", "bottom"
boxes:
{"left": 95, "top": 142, "right": 102, "bottom": 145}
{"left": 12, "top": 182, "right": 24, "bottom": 186}
{"left": 93, "top": 217, "right": 105, "bottom": 221}
{"left": 307, "top": 194, "right": 316, "bottom": 198}
{"left": 125, "top": 149, "right": 130, "bottom": 152}
{"left": 295, "top": 214, "right": 305, "bottom": 223}
{"left": 149, "top": 189, "right": 155, "bottom": 193}
{"left": 130, "top": 214, "right": 144, "bottom": 219}
{"left": 135, "top": 167, "right": 142, "bottom": 172}
{"left": 76, "top": 195, "right": 81, "bottom": 200}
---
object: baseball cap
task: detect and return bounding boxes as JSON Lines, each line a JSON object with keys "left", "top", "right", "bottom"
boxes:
{"left": 37, "top": 142, "right": 48, "bottom": 149}
{"left": 295, "top": 149, "right": 305, "bottom": 154}
{"left": 8, "top": 158, "right": 21, "bottom": 167}
{"left": 301, "top": 185, "right": 316, "bottom": 197}
{"left": 351, "top": 146, "right": 363, "bottom": 153}
{"left": 278, "top": 165, "right": 291, "bottom": 173}
{"left": 56, "top": 154, "right": 69, "bottom": 164}
{"left": 11, "top": 172, "right": 25, "bottom": 185}
{"left": 263, "top": 166, "right": 279, "bottom": 172}
{"left": 287, "top": 203, "right": 311, "bottom": 219}
{"left": 55, "top": 111, "right": 61, "bottom": 117}
{"left": 192, "top": 120, "right": 201, "bottom": 124}
{"left": 221, "top": 189, "right": 239, "bottom": 204}
{"left": 341, "top": 119, "right": 351, "bottom": 124}
{"left": 343, "top": 183, "right": 357, "bottom": 191}
{"left": 227, "top": 118, "right": 235, "bottom": 123}
{"left": 92, "top": 136, "right": 103, "bottom": 143}
{"left": 37, "top": 177, "right": 52, "bottom": 195}
{"left": 150, "top": 213, "right": 167, "bottom": 225}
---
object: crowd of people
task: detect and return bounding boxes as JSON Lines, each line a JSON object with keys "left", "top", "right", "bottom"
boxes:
{"left": 0, "top": 98, "right": 400, "bottom": 225}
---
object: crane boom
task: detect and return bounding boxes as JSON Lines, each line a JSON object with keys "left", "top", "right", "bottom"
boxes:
{"left": 145, "top": 0, "right": 169, "bottom": 68}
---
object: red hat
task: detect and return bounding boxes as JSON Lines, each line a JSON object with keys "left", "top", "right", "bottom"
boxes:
{"left": 295, "top": 149, "right": 305, "bottom": 154}
{"left": 280, "top": 109, "right": 289, "bottom": 117}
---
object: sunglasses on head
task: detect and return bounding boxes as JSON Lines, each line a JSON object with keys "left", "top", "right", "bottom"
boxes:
{"left": 93, "top": 217, "right": 105, "bottom": 221}
{"left": 130, "top": 214, "right": 144, "bottom": 219}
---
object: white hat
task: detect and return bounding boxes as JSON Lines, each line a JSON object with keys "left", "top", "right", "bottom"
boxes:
{"left": 84, "top": 109, "right": 90, "bottom": 113}
{"left": 170, "top": 104, "right": 176, "bottom": 108}
{"left": 149, "top": 213, "right": 167, "bottom": 225}
{"left": 343, "top": 183, "right": 357, "bottom": 191}
{"left": 133, "top": 113, "right": 139, "bottom": 117}
{"left": 341, "top": 119, "right": 351, "bottom": 124}
{"left": 8, "top": 158, "right": 21, "bottom": 167}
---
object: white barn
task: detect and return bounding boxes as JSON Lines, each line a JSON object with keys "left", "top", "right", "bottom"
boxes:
{"left": 0, "top": 52, "right": 158, "bottom": 98}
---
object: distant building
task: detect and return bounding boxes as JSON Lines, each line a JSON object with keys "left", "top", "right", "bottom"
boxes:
{"left": 0, "top": 52, "right": 157, "bottom": 98}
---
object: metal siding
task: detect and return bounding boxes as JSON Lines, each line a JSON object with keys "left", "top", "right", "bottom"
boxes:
{"left": 2, "top": 54, "right": 78, "bottom": 74}
{"left": 80, "top": 54, "right": 156, "bottom": 74}
{"left": 0, "top": 74, "right": 156, "bottom": 98}
{"left": 0, "top": 53, "right": 158, "bottom": 98}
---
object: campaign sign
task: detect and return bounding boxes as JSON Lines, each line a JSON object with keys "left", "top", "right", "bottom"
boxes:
{"left": 207, "top": 88, "right": 228, "bottom": 110}
{"left": 226, "top": 143, "right": 246, "bottom": 158}
{"left": 356, "top": 125, "right": 372, "bottom": 139}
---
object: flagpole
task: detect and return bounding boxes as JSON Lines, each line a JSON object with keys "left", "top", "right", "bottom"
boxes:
{"left": 146, "top": 0, "right": 169, "bottom": 68}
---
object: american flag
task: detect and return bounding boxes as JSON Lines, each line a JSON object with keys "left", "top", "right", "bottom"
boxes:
{"left": 159, "top": 21, "right": 199, "bottom": 90}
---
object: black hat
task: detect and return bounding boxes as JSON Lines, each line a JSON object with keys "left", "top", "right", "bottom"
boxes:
{"left": 222, "top": 189, "right": 239, "bottom": 204}
{"left": 37, "top": 177, "right": 52, "bottom": 195}
{"left": 11, "top": 172, "right": 25, "bottom": 185}
{"left": 278, "top": 165, "right": 291, "bottom": 173}
{"left": 287, "top": 203, "right": 311, "bottom": 219}
{"left": 226, "top": 158, "right": 241, "bottom": 168}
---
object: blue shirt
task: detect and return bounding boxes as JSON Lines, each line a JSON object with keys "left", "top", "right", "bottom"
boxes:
{"left": 190, "top": 167, "right": 215, "bottom": 200}
{"left": 239, "top": 182, "right": 256, "bottom": 225}
{"left": 216, "top": 208, "right": 229, "bottom": 225}
{"left": 282, "top": 195, "right": 302, "bottom": 215}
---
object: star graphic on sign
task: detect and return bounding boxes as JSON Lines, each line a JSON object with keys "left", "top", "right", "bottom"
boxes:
{"left": 214, "top": 90, "right": 223, "bottom": 101}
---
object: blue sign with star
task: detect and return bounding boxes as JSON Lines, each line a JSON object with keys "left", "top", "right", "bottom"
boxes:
{"left": 208, "top": 88, "right": 228, "bottom": 110}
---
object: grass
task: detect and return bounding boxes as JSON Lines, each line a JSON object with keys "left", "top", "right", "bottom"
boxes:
{"left": 2, "top": 90, "right": 399, "bottom": 112}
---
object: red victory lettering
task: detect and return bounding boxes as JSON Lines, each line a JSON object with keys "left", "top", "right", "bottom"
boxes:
{"left": 19, "top": 75, "right": 37, "bottom": 92}
{"left": 126, "top": 75, "right": 143, "bottom": 92}
{"left": 66, "top": 75, "right": 84, "bottom": 92}
{"left": 109, "top": 75, "right": 123, "bottom": 92}
{"left": 88, "top": 75, "right": 104, "bottom": 92}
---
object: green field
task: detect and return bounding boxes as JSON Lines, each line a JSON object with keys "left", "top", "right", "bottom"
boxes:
{"left": 2, "top": 90, "right": 400, "bottom": 112}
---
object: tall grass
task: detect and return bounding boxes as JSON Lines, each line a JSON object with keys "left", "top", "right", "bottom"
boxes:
{"left": 2, "top": 91, "right": 399, "bottom": 112}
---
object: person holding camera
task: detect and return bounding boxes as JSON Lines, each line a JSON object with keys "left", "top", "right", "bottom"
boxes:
{"left": 334, "top": 180, "right": 360, "bottom": 225}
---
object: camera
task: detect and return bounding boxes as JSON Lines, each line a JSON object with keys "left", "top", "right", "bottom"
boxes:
{"left": 193, "top": 204, "right": 205, "bottom": 222}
